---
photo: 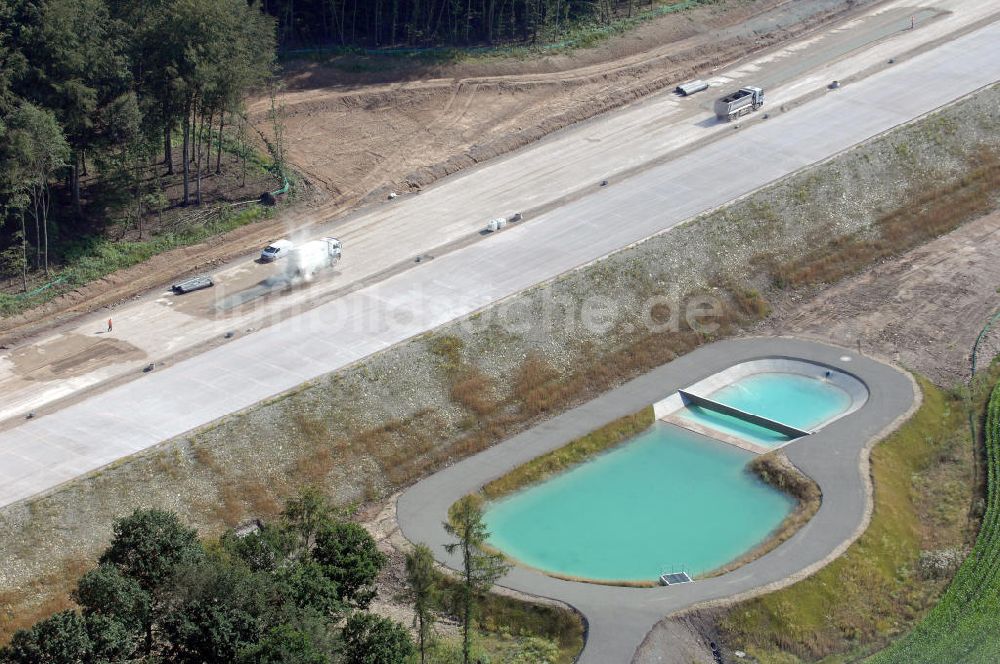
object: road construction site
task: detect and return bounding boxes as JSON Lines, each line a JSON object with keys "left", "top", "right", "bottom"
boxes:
{"left": 1, "top": 0, "right": 996, "bottom": 432}
{"left": 0, "top": 0, "right": 998, "bottom": 508}
{"left": 2, "top": 2, "right": 1000, "bottom": 658}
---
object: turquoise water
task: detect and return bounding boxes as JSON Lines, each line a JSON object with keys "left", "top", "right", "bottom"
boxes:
{"left": 678, "top": 372, "right": 852, "bottom": 448}
{"left": 484, "top": 423, "right": 793, "bottom": 582}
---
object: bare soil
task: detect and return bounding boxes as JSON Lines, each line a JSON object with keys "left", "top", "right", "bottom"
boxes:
{"left": 0, "top": 0, "right": 866, "bottom": 346}
{"left": 764, "top": 211, "right": 1000, "bottom": 386}
{"left": 9, "top": 334, "right": 145, "bottom": 381}
{"left": 258, "top": 0, "right": 864, "bottom": 203}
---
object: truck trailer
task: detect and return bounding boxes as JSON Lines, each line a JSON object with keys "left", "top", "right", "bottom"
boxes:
{"left": 714, "top": 86, "right": 764, "bottom": 121}
{"left": 286, "top": 237, "right": 342, "bottom": 281}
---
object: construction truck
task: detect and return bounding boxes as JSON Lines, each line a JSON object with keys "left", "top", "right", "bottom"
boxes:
{"left": 286, "top": 237, "right": 341, "bottom": 281}
{"left": 714, "top": 86, "right": 764, "bottom": 121}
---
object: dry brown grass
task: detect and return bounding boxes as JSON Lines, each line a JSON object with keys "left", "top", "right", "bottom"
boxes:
{"left": 0, "top": 557, "right": 90, "bottom": 639}
{"left": 770, "top": 148, "right": 1000, "bottom": 289}
{"left": 514, "top": 354, "right": 580, "bottom": 417}
{"left": 451, "top": 367, "right": 500, "bottom": 417}
{"left": 214, "top": 480, "right": 247, "bottom": 526}
{"left": 292, "top": 413, "right": 330, "bottom": 447}
{"left": 294, "top": 443, "right": 336, "bottom": 486}
{"left": 192, "top": 444, "right": 224, "bottom": 475}
{"left": 238, "top": 479, "right": 286, "bottom": 519}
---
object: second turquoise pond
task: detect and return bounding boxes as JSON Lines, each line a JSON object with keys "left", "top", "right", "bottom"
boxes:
{"left": 677, "top": 372, "right": 854, "bottom": 447}
{"left": 483, "top": 422, "right": 794, "bottom": 582}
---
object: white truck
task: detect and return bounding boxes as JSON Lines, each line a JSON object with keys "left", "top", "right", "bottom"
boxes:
{"left": 286, "top": 237, "right": 342, "bottom": 281}
{"left": 714, "top": 86, "right": 764, "bottom": 121}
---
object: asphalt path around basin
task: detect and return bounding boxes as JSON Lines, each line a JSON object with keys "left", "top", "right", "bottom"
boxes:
{"left": 0, "top": 20, "right": 996, "bottom": 509}
{"left": 397, "top": 338, "right": 918, "bottom": 663}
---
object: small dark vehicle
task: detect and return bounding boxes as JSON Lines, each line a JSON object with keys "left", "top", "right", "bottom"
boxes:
{"left": 172, "top": 275, "right": 214, "bottom": 294}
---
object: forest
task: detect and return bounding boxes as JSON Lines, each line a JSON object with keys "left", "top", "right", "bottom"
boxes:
{"left": 0, "top": 0, "right": 275, "bottom": 303}
{"left": 263, "top": 0, "right": 675, "bottom": 48}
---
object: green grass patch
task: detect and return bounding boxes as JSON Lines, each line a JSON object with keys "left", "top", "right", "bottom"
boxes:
{"left": 716, "top": 374, "right": 982, "bottom": 662}
{"left": 0, "top": 205, "right": 272, "bottom": 317}
{"left": 436, "top": 575, "right": 584, "bottom": 664}
{"left": 867, "top": 369, "right": 1000, "bottom": 663}
{"left": 481, "top": 406, "right": 655, "bottom": 500}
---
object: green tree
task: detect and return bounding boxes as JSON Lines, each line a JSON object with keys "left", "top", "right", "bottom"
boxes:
{"left": 5, "top": 102, "right": 69, "bottom": 275}
{"left": 83, "top": 614, "right": 135, "bottom": 662}
{"left": 145, "top": 0, "right": 273, "bottom": 205}
{"left": 406, "top": 543, "right": 440, "bottom": 663}
{"left": 99, "top": 508, "right": 204, "bottom": 655}
{"left": 238, "top": 623, "right": 330, "bottom": 664}
{"left": 444, "top": 495, "right": 511, "bottom": 664}
{"left": 282, "top": 486, "right": 338, "bottom": 556}
{"left": 100, "top": 508, "right": 203, "bottom": 593}
{"left": 275, "top": 560, "right": 344, "bottom": 616}
{"left": 312, "top": 522, "right": 387, "bottom": 609}
{"left": 73, "top": 562, "right": 151, "bottom": 647}
{"left": 0, "top": 610, "right": 92, "bottom": 664}
{"left": 0, "top": 119, "right": 32, "bottom": 292}
{"left": 160, "top": 558, "right": 270, "bottom": 663}
{"left": 341, "top": 612, "right": 415, "bottom": 664}
{"left": 22, "top": 0, "right": 131, "bottom": 215}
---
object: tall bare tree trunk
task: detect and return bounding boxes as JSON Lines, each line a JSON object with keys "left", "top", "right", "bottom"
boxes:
{"left": 190, "top": 109, "right": 197, "bottom": 163}
{"left": 33, "top": 194, "right": 40, "bottom": 269}
{"left": 136, "top": 155, "right": 144, "bottom": 239}
{"left": 71, "top": 156, "right": 81, "bottom": 216}
{"left": 42, "top": 185, "right": 50, "bottom": 277}
{"left": 216, "top": 112, "right": 224, "bottom": 174}
{"left": 19, "top": 211, "right": 27, "bottom": 292}
{"left": 182, "top": 107, "right": 190, "bottom": 205}
{"left": 239, "top": 115, "right": 248, "bottom": 188}
{"left": 164, "top": 124, "right": 174, "bottom": 174}
{"left": 196, "top": 108, "right": 207, "bottom": 205}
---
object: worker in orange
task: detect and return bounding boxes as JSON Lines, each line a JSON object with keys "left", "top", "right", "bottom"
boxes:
{"left": 107, "top": 318, "right": 113, "bottom": 333}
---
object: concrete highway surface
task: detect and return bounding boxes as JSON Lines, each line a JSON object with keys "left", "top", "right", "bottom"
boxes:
{"left": 1, "top": 0, "right": 992, "bottom": 423}
{"left": 1, "top": 11, "right": 998, "bottom": 509}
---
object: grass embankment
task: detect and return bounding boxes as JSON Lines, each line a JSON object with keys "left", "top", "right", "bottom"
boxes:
{"left": 713, "top": 374, "right": 990, "bottom": 663}
{"left": 703, "top": 453, "right": 822, "bottom": 579}
{"left": 481, "top": 407, "right": 655, "bottom": 500}
{"left": 435, "top": 575, "right": 585, "bottom": 664}
{"left": 868, "top": 372, "right": 1000, "bottom": 663}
